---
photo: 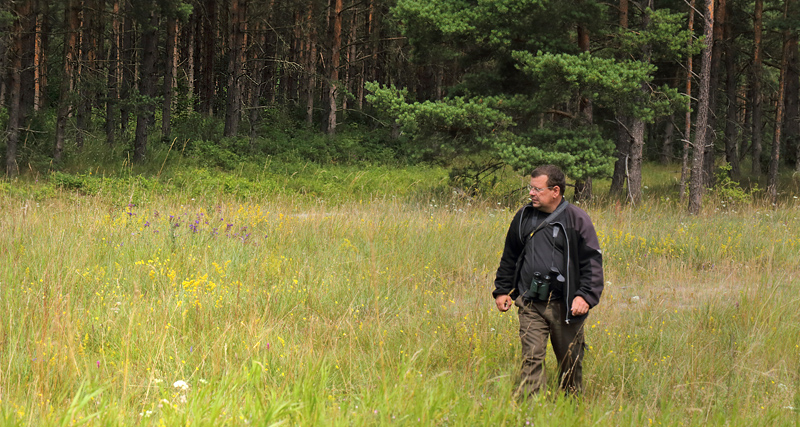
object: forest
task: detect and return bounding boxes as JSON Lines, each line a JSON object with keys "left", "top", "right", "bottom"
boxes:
{"left": 3, "top": 2, "right": 800, "bottom": 425}
{"left": 1, "top": 0, "right": 799, "bottom": 212}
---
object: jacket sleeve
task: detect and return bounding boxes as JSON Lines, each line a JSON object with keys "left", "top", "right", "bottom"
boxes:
{"left": 493, "top": 208, "right": 525, "bottom": 299}
{"left": 572, "top": 208, "right": 604, "bottom": 307}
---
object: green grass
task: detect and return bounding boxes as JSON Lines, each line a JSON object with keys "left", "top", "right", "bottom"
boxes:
{"left": 1, "top": 164, "right": 799, "bottom": 426}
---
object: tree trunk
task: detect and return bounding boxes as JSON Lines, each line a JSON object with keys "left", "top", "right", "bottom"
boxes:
{"left": 185, "top": 11, "right": 196, "bottom": 112}
{"left": 33, "top": 5, "right": 48, "bottom": 112}
{"left": 55, "top": 0, "right": 80, "bottom": 163}
{"left": 282, "top": 7, "right": 301, "bottom": 103}
{"left": 325, "top": 0, "right": 343, "bottom": 136}
{"left": 0, "top": 17, "right": 6, "bottom": 104}
{"left": 680, "top": 0, "right": 696, "bottom": 204}
{"left": 305, "top": 1, "right": 318, "bottom": 127}
{"left": 689, "top": 0, "right": 714, "bottom": 215}
{"left": 224, "top": 0, "right": 244, "bottom": 137}
{"left": 573, "top": 23, "right": 593, "bottom": 201}
{"left": 76, "top": 0, "right": 94, "bottom": 149}
{"left": 201, "top": 0, "right": 217, "bottom": 116}
{"left": 162, "top": 17, "right": 178, "bottom": 142}
{"left": 249, "top": 22, "right": 265, "bottom": 145}
{"left": 784, "top": 29, "right": 800, "bottom": 172}
{"left": 120, "top": 1, "right": 135, "bottom": 133}
{"left": 701, "top": 0, "right": 726, "bottom": 186}
{"left": 661, "top": 117, "right": 675, "bottom": 164}
{"left": 610, "top": 0, "right": 629, "bottom": 197}
{"left": 768, "top": 0, "right": 792, "bottom": 203}
{"left": 611, "top": 119, "right": 631, "bottom": 196}
{"left": 18, "top": 0, "right": 36, "bottom": 120}
{"left": 367, "top": 0, "right": 379, "bottom": 84}
{"left": 751, "top": 0, "right": 764, "bottom": 176}
{"left": 134, "top": 9, "right": 159, "bottom": 162}
{"left": 627, "top": 0, "right": 653, "bottom": 206}
{"left": 342, "top": 7, "right": 357, "bottom": 116}
{"left": 106, "top": 0, "right": 120, "bottom": 145}
{"left": 723, "top": 0, "right": 740, "bottom": 179}
{"left": 5, "top": 6, "right": 23, "bottom": 176}
{"left": 628, "top": 118, "right": 646, "bottom": 205}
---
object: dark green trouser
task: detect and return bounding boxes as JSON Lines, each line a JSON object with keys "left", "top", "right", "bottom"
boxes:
{"left": 515, "top": 297, "right": 586, "bottom": 397}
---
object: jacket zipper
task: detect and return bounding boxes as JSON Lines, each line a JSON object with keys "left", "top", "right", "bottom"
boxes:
{"left": 552, "top": 220, "right": 571, "bottom": 324}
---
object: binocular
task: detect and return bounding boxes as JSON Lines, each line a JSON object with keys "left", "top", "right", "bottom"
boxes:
{"left": 524, "top": 270, "right": 565, "bottom": 301}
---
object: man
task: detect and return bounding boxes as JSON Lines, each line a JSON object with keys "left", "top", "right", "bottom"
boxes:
{"left": 493, "top": 165, "right": 603, "bottom": 397}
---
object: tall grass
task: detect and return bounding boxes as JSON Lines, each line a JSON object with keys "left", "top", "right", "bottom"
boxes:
{"left": 1, "top": 168, "right": 799, "bottom": 426}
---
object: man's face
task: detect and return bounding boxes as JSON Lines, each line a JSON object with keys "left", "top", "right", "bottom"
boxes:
{"left": 529, "top": 175, "right": 560, "bottom": 212}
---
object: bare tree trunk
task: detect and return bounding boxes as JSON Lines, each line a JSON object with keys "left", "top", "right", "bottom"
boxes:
{"left": 701, "top": 0, "right": 726, "bottom": 186}
{"left": 627, "top": 0, "right": 653, "bottom": 206}
{"left": 661, "top": 116, "right": 675, "bottom": 164}
{"left": 33, "top": 7, "right": 43, "bottom": 111}
{"left": 134, "top": 9, "right": 158, "bottom": 162}
{"left": 342, "top": 7, "right": 357, "bottom": 116}
{"left": 55, "top": 0, "right": 80, "bottom": 163}
{"left": 723, "top": 0, "right": 740, "bottom": 179}
{"left": 224, "top": 0, "right": 244, "bottom": 137}
{"left": 784, "top": 28, "right": 800, "bottom": 172}
{"left": 751, "top": 0, "right": 764, "bottom": 176}
{"left": 18, "top": 0, "right": 36, "bottom": 119}
{"left": 689, "top": 0, "right": 714, "bottom": 215}
{"left": 185, "top": 12, "right": 196, "bottom": 112}
{"left": 325, "top": 0, "right": 343, "bottom": 136}
{"left": 5, "top": 6, "right": 23, "bottom": 176}
{"left": 573, "top": 23, "right": 593, "bottom": 201}
{"left": 628, "top": 118, "right": 646, "bottom": 205}
{"left": 120, "top": 0, "right": 134, "bottom": 133}
{"left": 162, "top": 17, "right": 178, "bottom": 142}
{"left": 305, "top": 1, "right": 318, "bottom": 127}
{"left": 201, "top": 0, "right": 217, "bottom": 116}
{"left": 611, "top": 119, "right": 631, "bottom": 196}
{"left": 262, "top": 1, "right": 277, "bottom": 105}
{"left": 610, "top": 0, "right": 629, "bottom": 197}
{"left": 106, "top": 0, "right": 120, "bottom": 145}
{"left": 249, "top": 22, "right": 265, "bottom": 145}
{"left": 284, "top": 8, "right": 301, "bottom": 103}
{"left": 680, "top": 0, "right": 696, "bottom": 204}
{"left": 367, "top": 0, "right": 378, "bottom": 84}
{"left": 77, "top": 0, "right": 96, "bottom": 149}
{"left": 0, "top": 17, "right": 6, "bottom": 104}
{"left": 768, "top": 0, "right": 792, "bottom": 203}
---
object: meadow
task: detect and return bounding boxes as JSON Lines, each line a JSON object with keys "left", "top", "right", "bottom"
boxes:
{"left": 1, "top": 164, "right": 799, "bottom": 426}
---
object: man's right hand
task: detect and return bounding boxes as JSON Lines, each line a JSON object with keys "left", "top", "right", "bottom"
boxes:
{"left": 495, "top": 295, "right": 513, "bottom": 312}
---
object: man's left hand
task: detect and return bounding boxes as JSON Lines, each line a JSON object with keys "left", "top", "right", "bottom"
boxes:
{"left": 571, "top": 296, "right": 589, "bottom": 316}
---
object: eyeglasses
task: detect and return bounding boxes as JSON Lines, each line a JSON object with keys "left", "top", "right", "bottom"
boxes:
{"left": 527, "top": 185, "right": 554, "bottom": 194}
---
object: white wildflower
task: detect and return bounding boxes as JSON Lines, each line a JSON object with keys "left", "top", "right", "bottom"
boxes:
{"left": 173, "top": 380, "right": 189, "bottom": 391}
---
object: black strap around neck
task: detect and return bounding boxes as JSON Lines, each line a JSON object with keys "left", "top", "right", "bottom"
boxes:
{"left": 527, "top": 199, "right": 568, "bottom": 240}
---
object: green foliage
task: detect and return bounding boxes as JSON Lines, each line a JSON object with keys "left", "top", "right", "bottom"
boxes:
{"left": 389, "top": 0, "right": 699, "bottom": 190}
{"left": 159, "top": 0, "right": 194, "bottom": 21}
{"left": 496, "top": 126, "right": 616, "bottom": 180}
{"left": 365, "top": 82, "right": 515, "bottom": 163}
{"left": 187, "top": 139, "right": 243, "bottom": 170}
{"left": 615, "top": 8, "right": 703, "bottom": 61}
{"left": 170, "top": 167, "right": 282, "bottom": 199}
{"left": 171, "top": 111, "right": 224, "bottom": 143}
{"left": 50, "top": 171, "right": 101, "bottom": 195}
{"left": 710, "top": 164, "right": 759, "bottom": 209}
{"left": 0, "top": 180, "right": 56, "bottom": 201}
{"left": 514, "top": 50, "right": 684, "bottom": 121}
{"left": 0, "top": 11, "right": 14, "bottom": 27}
{"left": 0, "top": 106, "right": 7, "bottom": 130}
